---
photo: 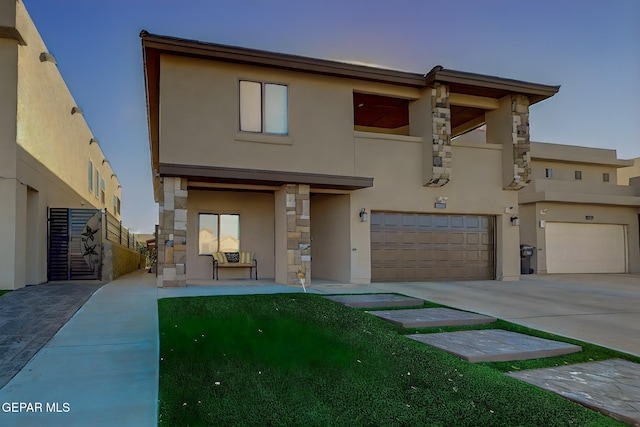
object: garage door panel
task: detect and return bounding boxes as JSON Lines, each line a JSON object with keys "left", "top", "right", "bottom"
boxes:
{"left": 371, "top": 213, "right": 494, "bottom": 281}
{"left": 545, "top": 223, "right": 626, "bottom": 274}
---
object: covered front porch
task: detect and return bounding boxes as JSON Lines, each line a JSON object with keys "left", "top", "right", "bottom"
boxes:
{"left": 156, "top": 172, "right": 372, "bottom": 288}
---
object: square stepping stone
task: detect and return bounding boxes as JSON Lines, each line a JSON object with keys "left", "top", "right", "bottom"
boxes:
{"left": 324, "top": 294, "right": 423, "bottom": 308}
{"left": 368, "top": 308, "right": 496, "bottom": 328}
{"left": 406, "top": 329, "right": 581, "bottom": 362}
{"left": 508, "top": 359, "right": 640, "bottom": 426}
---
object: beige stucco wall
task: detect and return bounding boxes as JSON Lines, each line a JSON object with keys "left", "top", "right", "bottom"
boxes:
{"left": 158, "top": 55, "right": 420, "bottom": 176}
{"left": 186, "top": 190, "right": 275, "bottom": 280}
{"left": 349, "top": 135, "right": 521, "bottom": 281}
{"left": 0, "top": 1, "right": 124, "bottom": 289}
{"left": 618, "top": 158, "right": 640, "bottom": 185}
{"left": 519, "top": 202, "right": 639, "bottom": 273}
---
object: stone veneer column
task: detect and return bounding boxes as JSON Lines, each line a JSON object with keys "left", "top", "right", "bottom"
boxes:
{"left": 285, "top": 184, "right": 311, "bottom": 286}
{"left": 426, "top": 82, "right": 452, "bottom": 187}
{"left": 157, "top": 177, "right": 188, "bottom": 287}
{"left": 507, "top": 94, "right": 531, "bottom": 190}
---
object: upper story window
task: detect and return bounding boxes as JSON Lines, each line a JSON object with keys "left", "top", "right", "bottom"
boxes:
{"left": 95, "top": 170, "right": 100, "bottom": 199}
{"left": 574, "top": 170, "right": 582, "bottom": 180}
{"left": 88, "top": 161, "right": 93, "bottom": 193}
{"left": 545, "top": 168, "right": 553, "bottom": 178}
{"left": 603, "top": 173, "right": 610, "bottom": 182}
{"left": 353, "top": 92, "right": 409, "bottom": 136}
{"left": 239, "top": 80, "right": 288, "bottom": 135}
{"left": 100, "top": 178, "right": 106, "bottom": 204}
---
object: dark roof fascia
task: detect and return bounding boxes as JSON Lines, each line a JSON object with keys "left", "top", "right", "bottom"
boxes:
{"left": 140, "top": 31, "right": 426, "bottom": 88}
{"left": 158, "top": 163, "right": 374, "bottom": 191}
{"left": 425, "top": 66, "right": 560, "bottom": 104}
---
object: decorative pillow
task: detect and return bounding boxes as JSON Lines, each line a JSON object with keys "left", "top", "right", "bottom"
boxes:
{"left": 239, "top": 252, "right": 254, "bottom": 264}
{"left": 212, "top": 252, "right": 226, "bottom": 264}
{"left": 224, "top": 252, "right": 240, "bottom": 263}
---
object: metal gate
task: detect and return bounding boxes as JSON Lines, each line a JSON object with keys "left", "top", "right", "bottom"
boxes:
{"left": 48, "top": 208, "right": 102, "bottom": 280}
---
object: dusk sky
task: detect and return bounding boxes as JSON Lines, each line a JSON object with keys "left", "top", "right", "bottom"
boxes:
{"left": 23, "top": 0, "right": 640, "bottom": 233}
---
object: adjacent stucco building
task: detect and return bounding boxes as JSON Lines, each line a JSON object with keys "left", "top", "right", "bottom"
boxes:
{"left": 141, "top": 31, "right": 562, "bottom": 287}
{"left": 0, "top": 0, "right": 123, "bottom": 289}
{"left": 518, "top": 141, "right": 640, "bottom": 274}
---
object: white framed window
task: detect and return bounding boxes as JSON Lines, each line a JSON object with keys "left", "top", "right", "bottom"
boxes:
{"left": 545, "top": 168, "right": 553, "bottom": 178}
{"left": 198, "top": 213, "right": 240, "bottom": 255}
{"left": 100, "top": 178, "right": 106, "bottom": 204}
{"left": 113, "top": 195, "right": 117, "bottom": 214}
{"left": 88, "top": 161, "right": 93, "bottom": 193}
{"left": 95, "top": 170, "right": 100, "bottom": 198}
{"left": 239, "top": 80, "right": 288, "bottom": 135}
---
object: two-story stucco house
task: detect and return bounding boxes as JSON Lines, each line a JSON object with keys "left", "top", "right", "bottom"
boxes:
{"left": 0, "top": 0, "right": 123, "bottom": 289}
{"left": 518, "top": 142, "right": 640, "bottom": 274}
{"left": 141, "top": 31, "right": 561, "bottom": 288}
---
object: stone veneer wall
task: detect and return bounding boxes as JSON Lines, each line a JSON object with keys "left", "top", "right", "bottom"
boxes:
{"left": 506, "top": 94, "right": 531, "bottom": 190}
{"left": 285, "top": 184, "right": 311, "bottom": 285}
{"left": 157, "top": 177, "right": 188, "bottom": 287}
{"left": 426, "top": 83, "right": 452, "bottom": 187}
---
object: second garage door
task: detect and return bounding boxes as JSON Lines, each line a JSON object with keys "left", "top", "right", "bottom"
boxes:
{"left": 545, "top": 222, "right": 627, "bottom": 273}
{"left": 371, "top": 212, "right": 494, "bottom": 282}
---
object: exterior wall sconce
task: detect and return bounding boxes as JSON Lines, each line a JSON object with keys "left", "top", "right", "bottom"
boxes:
{"left": 89, "top": 138, "right": 98, "bottom": 145}
{"left": 102, "top": 159, "right": 110, "bottom": 165}
{"left": 359, "top": 208, "right": 368, "bottom": 222}
{"left": 510, "top": 216, "right": 520, "bottom": 226}
{"left": 39, "top": 52, "right": 56, "bottom": 64}
{"left": 71, "top": 106, "right": 83, "bottom": 115}
{"left": 117, "top": 185, "right": 122, "bottom": 189}
{"left": 540, "top": 209, "right": 548, "bottom": 215}
{"left": 111, "top": 174, "right": 118, "bottom": 179}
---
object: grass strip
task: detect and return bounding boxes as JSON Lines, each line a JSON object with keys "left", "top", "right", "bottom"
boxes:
{"left": 158, "top": 293, "right": 624, "bottom": 426}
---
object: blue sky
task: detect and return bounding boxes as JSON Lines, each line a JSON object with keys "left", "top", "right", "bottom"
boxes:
{"left": 23, "top": 0, "right": 640, "bottom": 233}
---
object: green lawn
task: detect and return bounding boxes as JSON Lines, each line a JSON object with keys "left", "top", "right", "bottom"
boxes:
{"left": 158, "top": 294, "right": 627, "bottom": 426}
{"left": 0, "top": 290, "right": 11, "bottom": 297}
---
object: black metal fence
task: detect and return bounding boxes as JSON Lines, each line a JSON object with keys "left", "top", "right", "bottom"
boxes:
{"left": 103, "top": 210, "right": 140, "bottom": 251}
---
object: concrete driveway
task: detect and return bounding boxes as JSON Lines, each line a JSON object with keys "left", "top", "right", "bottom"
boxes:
{"left": 357, "top": 274, "right": 640, "bottom": 357}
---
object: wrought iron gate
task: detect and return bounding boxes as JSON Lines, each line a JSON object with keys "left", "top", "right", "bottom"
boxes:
{"left": 48, "top": 208, "right": 102, "bottom": 280}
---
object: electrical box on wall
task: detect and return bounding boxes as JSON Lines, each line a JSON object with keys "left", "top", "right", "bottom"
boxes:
{"left": 539, "top": 220, "right": 546, "bottom": 228}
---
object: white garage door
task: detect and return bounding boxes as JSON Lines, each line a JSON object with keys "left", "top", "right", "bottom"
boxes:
{"left": 545, "top": 223, "right": 627, "bottom": 273}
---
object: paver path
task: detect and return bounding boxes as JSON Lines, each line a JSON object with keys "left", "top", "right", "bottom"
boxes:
{"left": 324, "top": 294, "right": 423, "bottom": 308}
{"left": 368, "top": 307, "right": 496, "bottom": 328}
{"left": 406, "top": 329, "right": 582, "bottom": 362}
{"left": 0, "top": 282, "right": 103, "bottom": 388}
{"left": 508, "top": 359, "right": 640, "bottom": 426}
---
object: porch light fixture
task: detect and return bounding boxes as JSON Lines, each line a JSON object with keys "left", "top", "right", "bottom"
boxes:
{"left": 510, "top": 216, "right": 520, "bottom": 226}
{"left": 39, "top": 52, "right": 56, "bottom": 64}
{"left": 359, "top": 208, "right": 368, "bottom": 222}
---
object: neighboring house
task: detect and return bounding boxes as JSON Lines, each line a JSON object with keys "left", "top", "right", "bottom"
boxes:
{"left": 618, "top": 157, "right": 640, "bottom": 186}
{"left": 0, "top": 0, "right": 122, "bottom": 289}
{"left": 518, "top": 142, "right": 640, "bottom": 274}
{"left": 141, "top": 31, "right": 560, "bottom": 287}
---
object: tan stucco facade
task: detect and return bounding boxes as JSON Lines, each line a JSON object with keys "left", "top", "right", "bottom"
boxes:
{"left": 143, "top": 32, "right": 560, "bottom": 286}
{"left": 0, "top": 0, "right": 123, "bottom": 289}
{"left": 517, "top": 141, "right": 640, "bottom": 274}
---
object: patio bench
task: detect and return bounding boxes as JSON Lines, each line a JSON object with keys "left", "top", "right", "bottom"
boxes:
{"left": 211, "top": 252, "right": 257, "bottom": 280}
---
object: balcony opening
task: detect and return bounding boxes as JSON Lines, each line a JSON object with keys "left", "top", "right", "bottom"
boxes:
{"left": 353, "top": 92, "right": 409, "bottom": 136}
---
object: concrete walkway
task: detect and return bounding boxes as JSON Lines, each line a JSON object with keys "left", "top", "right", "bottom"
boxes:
{"left": 0, "top": 282, "right": 103, "bottom": 388}
{"left": 0, "top": 270, "right": 158, "bottom": 427}
{"left": 339, "top": 274, "right": 640, "bottom": 357}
